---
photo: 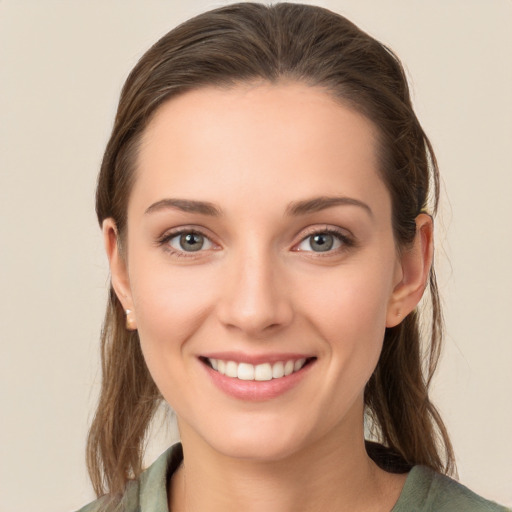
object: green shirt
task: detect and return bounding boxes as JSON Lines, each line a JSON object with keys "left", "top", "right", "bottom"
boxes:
{"left": 77, "top": 444, "right": 510, "bottom": 512}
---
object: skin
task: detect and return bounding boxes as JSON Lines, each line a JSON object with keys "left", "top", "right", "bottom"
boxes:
{"left": 104, "top": 82, "right": 433, "bottom": 512}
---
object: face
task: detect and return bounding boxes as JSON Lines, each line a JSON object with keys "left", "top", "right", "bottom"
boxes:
{"left": 106, "top": 82, "right": 426, "bottom": 462}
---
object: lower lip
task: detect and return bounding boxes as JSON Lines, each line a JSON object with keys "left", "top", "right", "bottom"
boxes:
{"left": 202, "top": 360, "right": 315, "bottom": 401}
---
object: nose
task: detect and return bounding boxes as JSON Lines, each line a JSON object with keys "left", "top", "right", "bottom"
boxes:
{"left": 216, "top": 246, "right": 293, "bottom": 338}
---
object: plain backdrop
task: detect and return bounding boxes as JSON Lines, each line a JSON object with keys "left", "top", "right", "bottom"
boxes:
{"left": 0, "top": 1, "right": 511, "bottom": 510}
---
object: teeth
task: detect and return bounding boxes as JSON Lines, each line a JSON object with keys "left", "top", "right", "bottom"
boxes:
{"left": 237, "top": 362, "right": 254, "bottom": 380}
{"left": 272, "top": 361, "right": 284, "bottom": 378}
{"left": 284, "top": 360, "right": 294, "bottom": 376}
{"left": 225, "top": 361, "right": 238, "bottom": 378}
{"left": 294, "top": 358, "right": 306, "bottom": 371}
{"left": 207, "top": 358, "right": 308, "bottom": 381}
{"left": 254, "top": 363, "right": 272, "bottom": 381}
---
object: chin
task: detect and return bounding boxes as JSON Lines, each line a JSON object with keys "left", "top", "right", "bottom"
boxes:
{"left": 186, "top": 410, "right": 324, "bottom": 463}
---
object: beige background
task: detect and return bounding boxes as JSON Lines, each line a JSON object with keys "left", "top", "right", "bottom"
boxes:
{"left": 1, "top": 1, "right": 511, "bottom": 510}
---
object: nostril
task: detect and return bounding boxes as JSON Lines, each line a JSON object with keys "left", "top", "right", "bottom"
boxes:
{"left": 215, "top": 268, "right": 294, "bottom": 336}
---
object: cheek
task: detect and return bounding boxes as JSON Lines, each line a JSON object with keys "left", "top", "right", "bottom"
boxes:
{"left": 296, "top": 255, "right": 395, "bottom": 376}
{"left": 129, "top": 259, "right": 217, "bottom": 356}
{"left": 128, "top": 263, "right": 221, "bottom": 412}
{"left": 302, "top": 262, "right": 393, "bottom": 334}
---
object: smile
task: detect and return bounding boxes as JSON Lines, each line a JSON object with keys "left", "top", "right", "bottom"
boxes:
{"left": 202, "top": 357, "right": 313, "bottom": 381}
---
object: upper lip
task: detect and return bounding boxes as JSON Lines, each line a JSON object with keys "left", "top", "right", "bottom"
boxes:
{"left": 200, "top": 352, "right": 315, "bottom": 365}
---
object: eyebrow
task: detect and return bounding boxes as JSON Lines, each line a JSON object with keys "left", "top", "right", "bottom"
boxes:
{"left": 285, "top": 196, "right": 373, "bottom": 217}
{"left": 145, "top": 198, "right": 222, "bottom": 216}
{"left": 144, "top": 195, "right": 372, "bottom": 218}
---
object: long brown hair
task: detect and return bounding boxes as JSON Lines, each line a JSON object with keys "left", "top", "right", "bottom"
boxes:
{"left": 87, "top": 2, "right": 455, "bottom": 498}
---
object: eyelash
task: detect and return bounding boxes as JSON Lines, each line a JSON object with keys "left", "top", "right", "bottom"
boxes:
{"left": 156, "top": 226, "right": 354, "bottom": 258}
{"left": 157, "top": 228, "right": 214, "bottom": 258}
{"left": 294, "top": 227, "right": 355, "bottom": 255}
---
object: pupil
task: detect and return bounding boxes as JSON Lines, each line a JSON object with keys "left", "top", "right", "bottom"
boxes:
{"left": 311, "top": 233, "right": 333, "bottom": 252}
{"left": 180, "top": 233, "right": 203, "bottom": 251}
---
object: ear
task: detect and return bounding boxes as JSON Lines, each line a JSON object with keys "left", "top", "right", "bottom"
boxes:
{"left": 102, "top": 218, "right": 137, "bottom": 330}
{"left": 386, "top": 213, "right": 434, "bottom": 328}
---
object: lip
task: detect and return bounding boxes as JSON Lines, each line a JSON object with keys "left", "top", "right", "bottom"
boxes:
{"left": 199, "top": 353, "right": 316, "bottom": 401}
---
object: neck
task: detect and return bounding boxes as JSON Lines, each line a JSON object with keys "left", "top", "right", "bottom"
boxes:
{"left": 170, "top": 418, "right": 406, "bottom": 512}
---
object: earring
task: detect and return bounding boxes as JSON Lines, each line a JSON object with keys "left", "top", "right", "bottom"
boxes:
{"left": 125, "top": 309, "right": 137, "bottom": 331}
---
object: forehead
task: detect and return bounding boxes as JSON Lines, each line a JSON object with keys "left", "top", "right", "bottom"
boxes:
{"left": 131, "top": 82, "right": 389, "bottom": 218}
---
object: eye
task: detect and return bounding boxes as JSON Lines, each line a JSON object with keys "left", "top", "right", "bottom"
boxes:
{"left": 167, "top": 231, "right": 214, "bottom": 252}
{"left": 295, "top": 230, "right": 347, "bottom": 253}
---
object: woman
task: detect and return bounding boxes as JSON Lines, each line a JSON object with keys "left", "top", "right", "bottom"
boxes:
{"left": 78, "top": 3, "right": 509, "bottom": 511}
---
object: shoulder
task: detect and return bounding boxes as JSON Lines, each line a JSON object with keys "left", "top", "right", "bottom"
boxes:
{"left": 74, "top": 443, "right": 183, "bottom": 512}
{"left": 394, "top": 465, "right": 511, "bottom": 512}
{"left": 75, "top": 478, "right": 141, "bottom": 512}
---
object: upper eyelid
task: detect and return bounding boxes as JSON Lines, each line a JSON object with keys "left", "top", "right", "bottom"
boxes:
{"left": 295, "top": 225, "right": 353, "bottom": 242}
{"left": 158, "top": 228, "right": 218, "bottom": 257}
{"left": 158, "top": 226, "right": 215, "bottom": 243}
{"left": 293, "top": 227, "right": 352, "bottom": 250}
{"left": 157, "top": 224, "right": 353, "bottom": 249}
